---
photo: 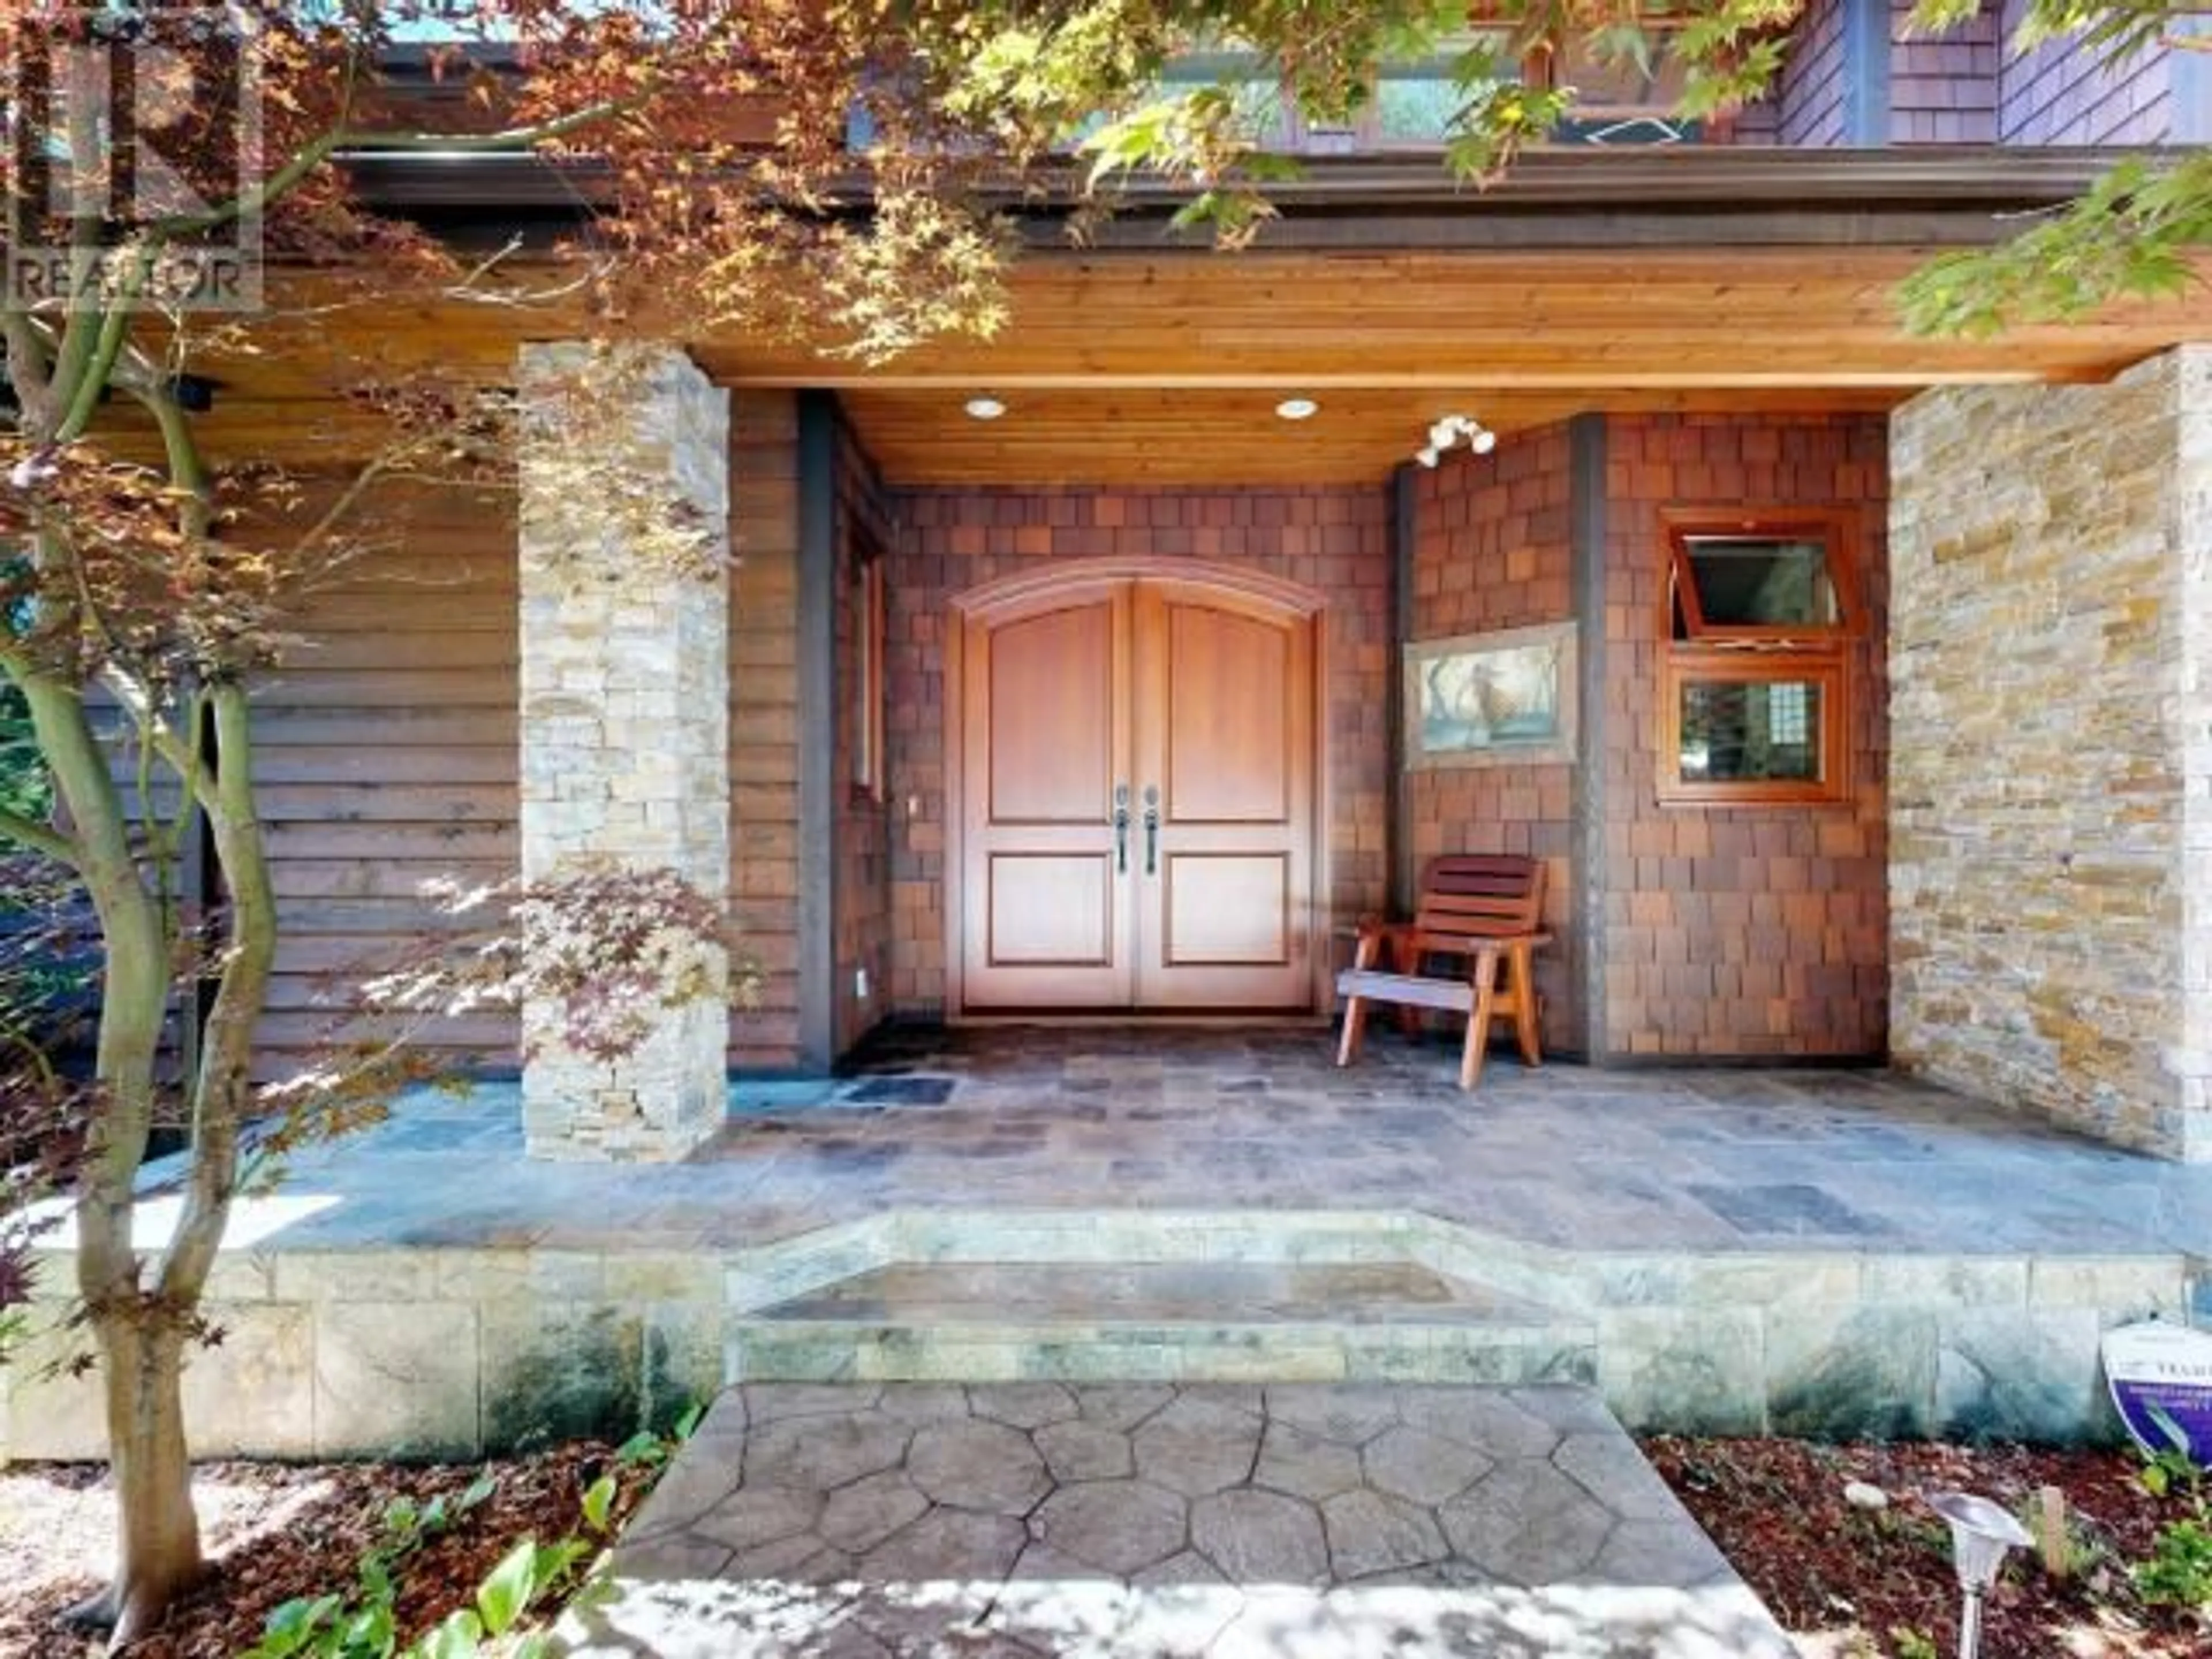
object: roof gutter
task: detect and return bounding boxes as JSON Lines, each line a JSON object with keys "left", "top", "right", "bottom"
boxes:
{"left": 337, "top": 145, "right": 2128, "bottom": 251}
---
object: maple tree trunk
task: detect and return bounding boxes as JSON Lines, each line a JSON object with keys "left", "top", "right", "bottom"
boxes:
{"left": 93, "top": 1319, "right": 203, "bottom": 1646}
{"left": 18, "top": 668, "right": 204, "bottom": 1646}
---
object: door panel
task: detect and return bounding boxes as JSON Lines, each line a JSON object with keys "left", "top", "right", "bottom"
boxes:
{"left": 989, "top": 608, "right": 1113, "bottom": 824}
{"left": 959, "top": 587, "right": 1134, "bottom": 1009}
{"left": 1163, "top": 853, "right": 1291, "bottom": 965}
{"left": 1135, "top": 583, "right": 1315, "bottom": 1010}
{"left": 988, "top": 854, "right": 1115, "bottom": 964}
{"left": 1166, "top": 607, "right": 1290, "bottom": 823}
{"left": 956, "top": 571, "right": 1315, "bottom": 1014}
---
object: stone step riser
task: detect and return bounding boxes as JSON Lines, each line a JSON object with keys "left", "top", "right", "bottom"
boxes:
{"left": 727, "top": 1322, "right": 1600, "bottom": 1388}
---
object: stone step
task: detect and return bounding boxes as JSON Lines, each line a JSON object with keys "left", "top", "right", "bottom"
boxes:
{"left": 727, "top": 1259, "right": 1596, "bottom": 1387}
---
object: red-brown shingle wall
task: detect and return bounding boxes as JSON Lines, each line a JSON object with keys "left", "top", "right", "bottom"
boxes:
{"left": 881, "top": 486, "right": 1394, "bottom": 1017}
{"left": 1601, "top": 415, "right": 1890, "bottom": 1058}
{"left": 1891, "top": 0, "right": 1999, "bottom": 141}
{"left": 1998, "top": 0, "right": 2171, "bottom": 141}
{"left": 1779, "top": 0, "right": 1850, "bottom": 144}
{"left": 1407, "top": 424, "right": 1583, "bottom": 1052}
{"left": 832, "top": 417, "right": 897, "bottom": 1055}
{"left": 728, "top": 393, "right": 804, "bottom": 1069}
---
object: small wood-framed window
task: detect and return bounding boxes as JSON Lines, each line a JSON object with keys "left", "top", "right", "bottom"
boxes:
{"left": 850, "top": 534, "right": 886, "bottom": 804}
{"left": 1659, "top": 509, "right": 1856, "bottom": 806}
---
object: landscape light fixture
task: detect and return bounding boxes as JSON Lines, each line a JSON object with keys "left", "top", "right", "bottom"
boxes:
{"left": 964, "top": 395, "right": 1006, "bottom": 421}
{"left": 1927, "top": 1490, "right": 2032, "bottom": 1659}
{"left": 1415, "top": 413, "right": 1497, "bottom": 467}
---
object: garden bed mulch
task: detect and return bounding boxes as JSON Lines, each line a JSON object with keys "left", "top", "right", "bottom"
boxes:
{"left": 0, "top": 1443, "right": 641, "bottom": 1658}
{"left": 2, "top": 1437, "right": 2206, "bottom": 1657}
{"left": 1644, "top": 1435, "right": 2209, "bottom": 1657}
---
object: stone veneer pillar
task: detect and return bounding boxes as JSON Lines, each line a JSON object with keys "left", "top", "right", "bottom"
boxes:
{"left": 1889, "top": 345, "right": 2212, "bottom": 1160}
{"left": 517, "top": 343, "right": 730, "bottom": 1160}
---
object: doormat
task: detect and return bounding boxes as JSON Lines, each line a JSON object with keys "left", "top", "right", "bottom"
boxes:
{"left": 842, "top": 1075, "right": 959, "bottom": 1105}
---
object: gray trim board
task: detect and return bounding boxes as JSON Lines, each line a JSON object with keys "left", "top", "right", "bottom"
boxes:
{"left": 796, "top": 390, "right": 838, "bottom": 1073}
{"left": 2175, "top": 18, "right": 2212, "bottom": 144}
{"left": 1842, "top": 0, "right": 1893, "bottom": 147}
{"left": 1569, "top": 414, "right": 1609, "bottom": 1067}
{"left": 1388, "top": 464, "right": 1417, "bottom": 919}
{"left": 349, "top": 149, "right": 2137, "bottom": 253}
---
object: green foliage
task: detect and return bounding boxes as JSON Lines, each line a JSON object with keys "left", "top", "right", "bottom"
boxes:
{"left": 1, "top": 565, "right": 50, "bottom": 832}
{"left": 0, "top": 688, "right": 46, "bottom": 827}
{"left": 1002, "top": 0, "right": 2212, "bottom": 334}
{"left": 1897, "top": 153, "right": 2212, "bottom": 337}
{"left": 612, "top": 1397, "right": 702, "bottom": 1474}
{"left": 2127, "top": 1403, "right": 2212, "bottom": 1615}
{"left": 247, "top": 1420, "right": 694, "bottom": 1659}
{"left": 245, "top": 1472, "right": 500, "bottom": 1659}
{"left": 1886, "top": 1628, "right": 1938, "bottom": 1659}
{"left": 2134, "top": 1400, "right": 2205, "bottom": 1500}
{"left": 2134, "top": 1510, "right": 2212, "bottom": 1611}
{"left": 2138, "top": 1444, "right": 2202, "bottom": 1502}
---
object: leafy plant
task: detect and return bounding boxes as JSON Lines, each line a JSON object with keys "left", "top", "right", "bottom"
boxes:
{"left": 2133, "top": 1512, "right": 2212, "bottom": 1613}
{"left": 612, "top": 1399, "right": 706, "bottom": 1474}
{"left": 2135, "top": 1402, "right": 2204, "bottom": 1501}
{"left": 245, "top": 1412, "right": 700, "bottom": 1659}
{"left": 2139, "top": 1447, "right": 2201, "bottom": 1502}
{"left": 245, "top": 1472, "right": 498, "bottom": 1659}
{"left": 1887, "top": 1627, "right": 1938, "bottom": 1659}
{"left": 2125, "top": 1404, "right": 2212, "bottom": 1616}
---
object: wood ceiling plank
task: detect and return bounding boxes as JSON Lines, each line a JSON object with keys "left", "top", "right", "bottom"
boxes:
{"left": 84, "top": 243, "right": 2212, "bottom": 484}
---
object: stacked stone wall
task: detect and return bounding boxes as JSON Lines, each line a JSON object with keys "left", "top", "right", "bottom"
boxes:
{"left": 1890, "top": 349, "right": 2212, "bottom": 1158}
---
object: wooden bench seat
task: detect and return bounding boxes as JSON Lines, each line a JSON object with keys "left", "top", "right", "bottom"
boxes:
{"left": 1335, "top": 854, "right": 1549, "bottom": 1090}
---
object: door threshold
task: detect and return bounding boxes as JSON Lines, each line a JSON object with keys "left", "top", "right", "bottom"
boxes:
{"left": 952, "top": 1012, "right": 1332, "bottom": 1028}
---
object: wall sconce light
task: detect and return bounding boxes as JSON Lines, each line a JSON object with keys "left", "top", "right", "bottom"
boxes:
{"left": 1415, "top": 414, "right": 1497, "bottom": 468}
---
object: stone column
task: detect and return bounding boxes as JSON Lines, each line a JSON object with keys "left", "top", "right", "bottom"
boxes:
{"left": 1890, "top": 344, "right": 2212, "bottom": 1160}
{"left": 2177, "top": 349, "right": 2212, "bottom": 1164}
{"left": 517, "top": 343, "right": 730, "bottom": 1161}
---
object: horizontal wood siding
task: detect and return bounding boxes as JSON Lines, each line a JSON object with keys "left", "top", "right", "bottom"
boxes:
{"left": 248, "top": 398, "right": 810, "bottom": 1085}
{"left": 252, "top": 482, "right": 521, "bottom": 1080}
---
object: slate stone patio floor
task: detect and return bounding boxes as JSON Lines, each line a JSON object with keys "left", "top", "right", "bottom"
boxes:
{"left": 210, "top": 1022, "right": 2212, "bottom": 1259}
{"left": 557, "top": 1381, "right": 1794, "bottom": 1658}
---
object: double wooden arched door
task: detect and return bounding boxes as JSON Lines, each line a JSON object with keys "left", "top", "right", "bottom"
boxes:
{"left": 948, "top": 563, "right": 1323, "bottom": 1014}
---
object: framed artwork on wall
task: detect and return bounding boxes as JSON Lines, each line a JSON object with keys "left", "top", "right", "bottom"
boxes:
{"left": 1403, "top": 620, "right": 1578, "bottom": 770}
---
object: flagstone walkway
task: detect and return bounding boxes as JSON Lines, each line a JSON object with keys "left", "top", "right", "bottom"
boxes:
{"left": 556, "top": 1382, "right": 1794, "bottom": 1658}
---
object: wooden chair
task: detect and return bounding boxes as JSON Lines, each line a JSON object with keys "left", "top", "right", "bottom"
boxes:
{"left": 1335, "top": 854, "right": 1550, "bottom": 1090}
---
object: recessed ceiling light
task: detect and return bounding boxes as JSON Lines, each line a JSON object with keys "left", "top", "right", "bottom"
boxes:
{"left": 964, "top": 396, "right": 1006, "bottom": 421}
{"left": 1275, "top": 397, "right": 1320, "bottom": 421}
